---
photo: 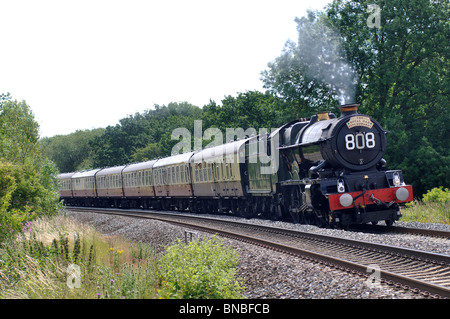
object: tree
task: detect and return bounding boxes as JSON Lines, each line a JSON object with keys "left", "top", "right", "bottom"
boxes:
{"left": 263, "top": 0, "right": 449, "bottom": 195}
{"left": 40, "top": 128, "right": 105, "bottom": 172}
{"left": 326, "top": 0, "right": 449, "bottom": 195}
{"left": 0, "top": 95, "right": 60, "bottom": 240}
{"left": 202, "top": 91, "right": 295, "bottom": 132}
{"left": 91, "top": 102, "right": 203, "bottom": 167}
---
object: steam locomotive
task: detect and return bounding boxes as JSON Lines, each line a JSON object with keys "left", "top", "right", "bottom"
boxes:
{"left": 59, "top": 104, "right": 413, "bottom": 228}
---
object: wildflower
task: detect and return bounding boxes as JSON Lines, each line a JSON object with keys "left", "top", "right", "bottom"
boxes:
{"left": 110, "top": 279, "right": 115, "bottom": 284}
{"left": 96, "top": 293, "right": 101, "bottom": 299}
{"left": 117, "top": 249, "right": 124, "bottom": 254}
{"left": 109, "top": 247, "right": 114, "bottom": 251}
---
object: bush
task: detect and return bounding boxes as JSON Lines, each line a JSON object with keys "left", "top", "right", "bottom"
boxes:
{"left": 422, "top": 187, "right": 450, "bottom": 203}
{"left": 158, "top": 236, "right": 244, "bottom": 299}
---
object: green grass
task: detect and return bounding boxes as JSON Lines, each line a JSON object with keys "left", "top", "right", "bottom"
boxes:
{"left": 401, "top": 200, "right": 449, "bottom": 225}
{"left": 0, "top": 215, "right": 244, "bottom": 299}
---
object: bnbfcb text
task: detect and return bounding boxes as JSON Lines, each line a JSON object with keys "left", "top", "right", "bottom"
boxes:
{"left": 224, "top": 303, "right": 270, "bottom": 314}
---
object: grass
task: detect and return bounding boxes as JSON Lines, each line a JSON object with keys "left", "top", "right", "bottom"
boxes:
{"left": 0, "top": 214, "right": 244, "bottom": 299}
{"left": 400, "top": 200, "right": 449, "bottom": 225}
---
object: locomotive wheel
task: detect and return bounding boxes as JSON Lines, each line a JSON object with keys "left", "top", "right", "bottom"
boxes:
{"left": 238, "top": 201, "right": 253, "bottom": 219}
{"left": 269, "top": 202, "right": 282, "bottom": 221}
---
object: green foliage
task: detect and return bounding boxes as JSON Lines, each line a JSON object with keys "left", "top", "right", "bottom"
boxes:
{"left": 0, "top": 95, "right": 61, "bottom": 241}
{"left": 401, "top": 201, "right": 449, "bottom": 225}
{"left": 0, "top": 161, "right": 16, "bottom": 214}
{"left": 422, "top": 187, "right": 450, "bottom": 204}
{"left": 0, "top": 215, "right": 160, "bottom": 299}
{"left": 40, "top": 128, "right": 105, "bottom": 172}
{"left": 203, "top": 91, "right": 295, "bottom": 131}
{"left": 158, "top": 236, "right": 244, "bottom": 299}
{"left": 90, "top": 102, "right": 202, "bottom": 167}
{"left": 0, "top": 216, "right": 244, "bottom": 299}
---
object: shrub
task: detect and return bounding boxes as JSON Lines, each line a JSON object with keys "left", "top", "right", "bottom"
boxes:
{"left": 401, "top": 187, "right": 449, "bottom": 224}
{"left": 422, "top": 187, "right": 450, "bottom": 203}
{"left": 158, "top": 236, "right": 244, "bottom": 299}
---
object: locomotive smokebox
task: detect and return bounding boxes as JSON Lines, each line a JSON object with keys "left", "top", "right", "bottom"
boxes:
{"left": 339, "top": 103, "right": 359, "bottom": 117}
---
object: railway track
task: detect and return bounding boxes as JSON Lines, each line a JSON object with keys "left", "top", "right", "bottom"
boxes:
{"left": 349, "top": 224, "right": 450, "bottom": 239}
{"left": 65, "top": 206, "right": 450, "bottom": 298}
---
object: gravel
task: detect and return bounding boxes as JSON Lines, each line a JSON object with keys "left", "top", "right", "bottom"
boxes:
{"left": 64, "top": 209, "right": 449, "bottom": 299}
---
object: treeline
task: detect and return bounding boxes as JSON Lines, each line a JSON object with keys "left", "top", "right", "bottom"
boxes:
{"left": 41, "top": 93, "right": 296, "bottom": 171}
{"left": 41, "top": 0, "right": 448, "bottom": 197}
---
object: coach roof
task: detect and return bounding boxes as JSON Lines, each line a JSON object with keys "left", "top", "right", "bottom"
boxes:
{"left": 153, "top": 151, "right": 195, "bottom": 168}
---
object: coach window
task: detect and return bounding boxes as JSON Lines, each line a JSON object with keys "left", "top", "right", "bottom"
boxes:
{"left": 186, "top": 165, "right": 190, "bottom": 183}
{"left": 207, "top": 164, "right": 212, "bottom": 181}
{"left": 156, "top": 170, "right": 160, "bottom": 186}
{"left": 180, "top": 166, "right": 185, "bottom": 183}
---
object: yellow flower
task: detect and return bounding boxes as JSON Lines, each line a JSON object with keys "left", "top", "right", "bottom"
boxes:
{"left": 117, "top": 249, "right": 124, "bottom": 254}
{"left": 109, "top": 247, "right": 114, "bottom": 251}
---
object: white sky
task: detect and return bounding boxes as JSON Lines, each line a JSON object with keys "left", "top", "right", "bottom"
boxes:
{"left": 0, "top": 0, "right": 331, "bottom": 137}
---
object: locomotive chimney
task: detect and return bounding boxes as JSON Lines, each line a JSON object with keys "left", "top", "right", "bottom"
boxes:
{"left": 339, "top": 103, "right": 359, "bottom": 117}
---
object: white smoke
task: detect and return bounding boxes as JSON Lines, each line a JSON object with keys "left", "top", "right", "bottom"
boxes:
{"left": 295, "top": 13, "right": 357, "bottom": 104}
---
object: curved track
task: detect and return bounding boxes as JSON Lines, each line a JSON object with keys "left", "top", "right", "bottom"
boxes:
{"left": 65, "top": 207, "right": 450, "bottom": 298}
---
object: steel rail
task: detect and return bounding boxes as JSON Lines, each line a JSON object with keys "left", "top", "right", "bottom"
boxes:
{"left": 65, "top": 206, "right": 450, "bottom": 298}
{"left": 349, "top": 224, "right": 450, "bottom": 239}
